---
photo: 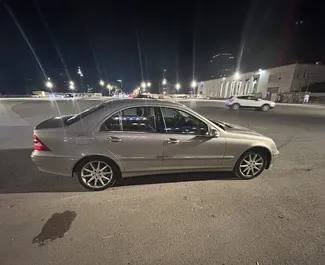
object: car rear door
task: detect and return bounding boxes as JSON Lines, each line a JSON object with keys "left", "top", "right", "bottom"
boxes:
{"left": 94, "top": 106, "right": 164, "bottom": 174}
{"left": 159, "top": 107, "right": 226, "bottom": 171}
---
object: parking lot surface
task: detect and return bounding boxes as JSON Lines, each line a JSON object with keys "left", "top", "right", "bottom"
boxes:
{"left": 1, "top": 98, "right": 325, "bottom": 265}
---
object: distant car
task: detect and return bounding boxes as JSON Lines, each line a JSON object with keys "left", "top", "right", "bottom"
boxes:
{"left": 64, "top": 94, "right": 74, "bottom": 98}
{"left": 225, "top": 95, "right": 275, "bottom": 111}
{"left": 31, "top": 98, "right": 279, "bottom": 191}
{"left": 135, "top": 94, "right": 155, "bottom": 99}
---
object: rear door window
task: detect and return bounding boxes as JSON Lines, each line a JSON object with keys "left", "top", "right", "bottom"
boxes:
{"left": 100, "top": 106, "right": 159, "bottom": 133}
{"left": 65, "top": 103, "right": 105, "bottom": 125}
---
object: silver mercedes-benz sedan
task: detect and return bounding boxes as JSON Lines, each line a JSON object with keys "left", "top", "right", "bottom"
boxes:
{"left": 31, "top": 98, "right": 279, "bottom": 191}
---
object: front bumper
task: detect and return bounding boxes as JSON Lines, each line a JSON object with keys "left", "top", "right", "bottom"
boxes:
{"left": 31, "top": 151, "right": 78, "bottom": 177}
{"left": 269, "top": 150, "right": 279, "bottom": 167}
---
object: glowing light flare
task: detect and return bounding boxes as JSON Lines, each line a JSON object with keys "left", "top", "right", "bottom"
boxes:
{"left": 191, "top": 80, "right": 197, "bottom": 88}
{"left": 46, "top": 81, "right": 53, "bottom": 89}
{"left": 234, "top": 72, "right": 240, "bottom": 80}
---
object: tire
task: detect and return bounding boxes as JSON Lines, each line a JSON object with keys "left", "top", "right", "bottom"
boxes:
{"left": 76, "top": 157, "right": 119, "bottom": 191}
{"left": 231, "top": 103, "right": 240, "bottom": 110}
{"left": 234, "top": 150, "right": 267, "bottom": 180}
{"left": 261, "top": 104, "right": 270, "bottom": 112}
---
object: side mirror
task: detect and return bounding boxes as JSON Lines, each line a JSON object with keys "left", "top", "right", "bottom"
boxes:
{"left": 209, "top": 128, "right": 219, "bottom": 138}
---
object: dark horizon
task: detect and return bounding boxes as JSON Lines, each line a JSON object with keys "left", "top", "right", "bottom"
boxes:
{"left": 0, "top": 0, "right": 324, "bottom": 94}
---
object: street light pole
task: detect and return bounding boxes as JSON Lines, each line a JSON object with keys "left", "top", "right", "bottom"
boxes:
{"left": 77, "top": 66, "right": 84, "bottom": 96}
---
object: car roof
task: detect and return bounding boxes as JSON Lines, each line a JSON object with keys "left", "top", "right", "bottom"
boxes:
{"left": 102, "top": 98, "right": 184, "bottom": 109}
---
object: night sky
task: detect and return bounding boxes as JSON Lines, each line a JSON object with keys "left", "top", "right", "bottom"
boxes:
{"left": 0, "top": 0, "right": 324, "bottom": 93}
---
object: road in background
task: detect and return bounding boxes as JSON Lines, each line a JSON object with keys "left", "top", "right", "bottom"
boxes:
{"left": 1, "top": 98, "right": 325, "bottom": 265}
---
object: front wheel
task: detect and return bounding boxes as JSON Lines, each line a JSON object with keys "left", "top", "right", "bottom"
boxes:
{"left": 76, "top": 157, "right": 118, "bottom": 191}
{"left": 261, "top": 104, "right": 270, "bottom": 112}
{"left": 234, "top": 151, "right": 267, "bottom": 179}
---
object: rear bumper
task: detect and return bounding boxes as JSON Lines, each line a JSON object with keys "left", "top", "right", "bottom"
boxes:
{"left": 31, "top": 151, "right": 78, "bottom": 177}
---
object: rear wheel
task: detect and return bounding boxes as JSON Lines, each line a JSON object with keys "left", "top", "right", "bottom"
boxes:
{"left": 261, "top": 104, "right": 270, "bottom": 112}
{"left": 76, "top": 157, "right": 118, "bottom": 191}
{"left": 234, "top": 151, "right": 267, "bottom": 179}
{"left": 231, "top": 103, "right": 240, "bottom": 110}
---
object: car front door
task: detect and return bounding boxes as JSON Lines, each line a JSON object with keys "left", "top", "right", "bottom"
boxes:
{"left": 247, "top": 96, "right": 260, "bottom": 107}
{"left": 94, "top": 106, "right": 164, "bottom": 174}
{"left": 238, "top": 96, "right": 254, "bottom": 108}
{"left": 159, "top": 107, "right": 226, "bottom": 171}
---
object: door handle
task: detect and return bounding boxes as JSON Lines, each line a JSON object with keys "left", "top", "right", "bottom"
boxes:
{"left": 164, "top": 138, "right": 179, "bottom": 144}
{"left": 105, "top": 136, "right": 122, "bottom": 142}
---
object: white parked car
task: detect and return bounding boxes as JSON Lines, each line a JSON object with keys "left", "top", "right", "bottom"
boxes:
{"left": 225, "top": 95, "right": 275, "bottom": 111}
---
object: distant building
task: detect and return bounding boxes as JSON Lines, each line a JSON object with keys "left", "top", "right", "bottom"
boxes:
{"left": 199, "top": 63, "right": 325, "bottom": 100}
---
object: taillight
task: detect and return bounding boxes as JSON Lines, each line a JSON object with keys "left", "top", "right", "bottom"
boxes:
{"left": 33, "top": 134, "right": 51, "bottom": 151}
{"left": 228, "top": 99, "right": 233, "bottom": 103}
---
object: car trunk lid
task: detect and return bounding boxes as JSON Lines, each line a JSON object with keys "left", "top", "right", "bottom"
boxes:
{"left": 35, "top": 115, "right": 73, "bottom": 130}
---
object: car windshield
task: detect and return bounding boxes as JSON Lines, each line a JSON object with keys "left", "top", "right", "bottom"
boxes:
{"left": 208, "top": 119, "right": 228, "bottom": 130}
{"left": 65, "top": 103, "right": 105, "bottom": 125}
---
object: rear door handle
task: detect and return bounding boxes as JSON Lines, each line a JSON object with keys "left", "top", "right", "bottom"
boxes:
{"left": 164, "top": 138, "right": 179, "bottom": 144}
{"left": 105, "top": 136, "right": 122, "bottom": 142}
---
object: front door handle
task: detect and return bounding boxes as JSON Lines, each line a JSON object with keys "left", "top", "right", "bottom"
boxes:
{"left": 164, "top": 138, "right": 179, "bottom": 144}
{"left": 105, "top": 136, "right": 122, "bottom": 142}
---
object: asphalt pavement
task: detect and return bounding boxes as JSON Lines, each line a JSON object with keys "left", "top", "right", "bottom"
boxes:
{"left": 1, "top": 98, "right": 325, "bottom": 265}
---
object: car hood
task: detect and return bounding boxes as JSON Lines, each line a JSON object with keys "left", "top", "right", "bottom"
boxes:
{"left": 211, "top": 120, "right": 264, "bottom": 137}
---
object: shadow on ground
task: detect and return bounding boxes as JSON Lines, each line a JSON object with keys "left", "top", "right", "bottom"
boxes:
{"left": 0, "top": 148, "right": 236, "bottom": 194}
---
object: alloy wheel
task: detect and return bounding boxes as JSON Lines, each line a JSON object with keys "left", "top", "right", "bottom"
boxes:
{"left": 262, "top": 105, "right": 270, "bottom": 111}
{"left": 239, "top": 153, "right": 264, "bottom": 178}
{"left": 81, "top": 161, "right": 113, "bottom": 189}
{"left": 232, "top": 104, "right": 240, "bottom": 110}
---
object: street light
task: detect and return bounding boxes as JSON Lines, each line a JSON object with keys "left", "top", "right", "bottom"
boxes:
{"left": 46, "top": 80, "right": 53, "bottom": 89}
{"left": 234, "top": 72, "right": 240, "bottom": 80}
{"left": 99, "top": 80, "right": 105, "bottom": 86}
{"left": 162, "top": 79, "right": 167, "bottom": 85}
{"left": 175, "top": 83, "right": 181, "bottom": 90}
{"left": 141, "top": 82, "right": 146, "bottom": 88}
{"left": 69, "top": 81, "right": 75, "bottom": 90}
{"left": 191, "top": 80, "right": 197, "bottom": 88}
{"left": 147, "top": 82, "right": 151, "bottom": 88}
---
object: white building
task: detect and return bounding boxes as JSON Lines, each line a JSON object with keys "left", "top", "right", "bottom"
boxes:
{"left": 199, "top": 63, "right": 325, "bottom": 100}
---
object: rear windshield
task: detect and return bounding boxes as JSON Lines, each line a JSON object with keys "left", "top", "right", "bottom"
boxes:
{"left": 65, "top": 103, "right": 105, "bottom": 125}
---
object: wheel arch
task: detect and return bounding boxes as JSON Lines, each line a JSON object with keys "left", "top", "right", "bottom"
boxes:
{"left": 72, "top": 155, "right": 122, "bottom": 177}
{"left": 238, "top": 146, "right": 272, "bottom": 169}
